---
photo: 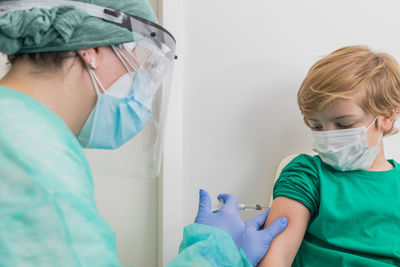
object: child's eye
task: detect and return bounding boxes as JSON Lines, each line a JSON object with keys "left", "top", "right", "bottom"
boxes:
{"left": 310, "top": 125, "right": 323, "bottom": 131}
{"left": 336, "top": 123, "right": 353, "bottom": 129}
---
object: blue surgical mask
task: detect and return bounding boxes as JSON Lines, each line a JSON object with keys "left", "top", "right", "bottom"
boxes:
{"left": 78, "top": 67, "right": 154, "bottom": 149}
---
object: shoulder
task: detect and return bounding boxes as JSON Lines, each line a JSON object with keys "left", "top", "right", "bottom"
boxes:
{"left": 0, "top": 86, "right": 79, "bottom": 149}
{"left": 274, "top": 154, "right": 322, "bottom": 217}
{"left": 276, "top": 154, "right": 322, "bottom": 195}
{"left": 282, "top": 153, "right": 322, "bottom": 174}
{"left": 0, "top": 87, "right": 68, "bottom": 134}
{"left": 0, "top": 87, "right": 92, "bottom": 195}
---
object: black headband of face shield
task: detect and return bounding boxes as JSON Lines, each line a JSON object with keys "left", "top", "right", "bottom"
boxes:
{"left": 103, "top": 8, "right": 177, "bottom": 60}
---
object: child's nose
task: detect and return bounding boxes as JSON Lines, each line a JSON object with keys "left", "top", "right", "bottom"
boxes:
{"left": 322, "top": 123, "right": 338, "bottom": 131}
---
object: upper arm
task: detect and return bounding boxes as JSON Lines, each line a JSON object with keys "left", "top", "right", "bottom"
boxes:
{"left": 258, "top": 196, "right": 310, "bottom": 267}
{"left": 258, "top": 155, "right": 320, "bottom": 266}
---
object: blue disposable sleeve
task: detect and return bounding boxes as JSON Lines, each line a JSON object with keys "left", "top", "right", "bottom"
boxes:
{"left": 167, "top": 223, "right": 252, "bottom": 267}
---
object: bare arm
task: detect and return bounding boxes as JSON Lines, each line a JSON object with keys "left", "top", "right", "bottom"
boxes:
{"left": 258, "top": 196, "right": 310, "bottom": 267}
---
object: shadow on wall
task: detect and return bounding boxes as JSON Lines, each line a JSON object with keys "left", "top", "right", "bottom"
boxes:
{"left": 183, "top": 59, "right": 314, "bottom": 223}
{"left": 0, "top": 53, "right": 10, "bottom": 79}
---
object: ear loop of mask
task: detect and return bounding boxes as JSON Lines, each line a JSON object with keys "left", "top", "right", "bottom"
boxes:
{"left": 118, "top": 45, "right": 140, "bottom": 71}
{"left": 86, "top": 64, "right": 107, "bottom": 95}
{"left": 367, "top": 116, "right": 383, "bottom": 147}
{"left": 367, "top": 116, "right": 378, "bottom": 130}
{"left": 376, "top": 132, "right": 384, "bottom": 146}
{"left": 85, "top": 46, "right": 140, "bottom": 96}
{"left": 111, "top": 45, "right": 137, "bottom": 78}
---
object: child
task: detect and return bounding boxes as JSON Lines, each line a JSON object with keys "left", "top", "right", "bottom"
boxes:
{"left": 259, "top": 46, "right": 400, "bottom": 266}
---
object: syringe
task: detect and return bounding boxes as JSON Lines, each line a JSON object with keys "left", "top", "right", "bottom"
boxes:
{"left": 238, "top": 203, "right": 269, "bottom": 211}
{"left": 213, "top": 199, "right": 269, "bottom": 211}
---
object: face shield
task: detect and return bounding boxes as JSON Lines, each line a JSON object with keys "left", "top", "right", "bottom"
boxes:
{"left": 0, "top": 0, "right": 177, "bottom": 178}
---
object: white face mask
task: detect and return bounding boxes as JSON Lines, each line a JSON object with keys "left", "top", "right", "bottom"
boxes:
{"left": 311, "top": 117, "right": 383, "bottom": 171}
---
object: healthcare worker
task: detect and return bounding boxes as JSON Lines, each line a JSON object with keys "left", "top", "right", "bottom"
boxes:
{"left": 0, "top": 0, "right": 287, "bottom": 266}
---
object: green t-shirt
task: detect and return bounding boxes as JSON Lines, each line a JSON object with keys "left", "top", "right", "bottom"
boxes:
{"left": 274, "top": 154, "right": 400, "bottom": 266}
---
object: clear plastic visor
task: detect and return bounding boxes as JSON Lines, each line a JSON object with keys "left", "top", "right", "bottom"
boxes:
{"left": 85, "top": 60, "right": 174, "bottom": 179}
{"left": 112, "top": 40, "right": 172, "bottom": 93}
{"left": 0, "top": 0, "right": 177, "bottom": 179}
{"left": 85, "top": 41, "right": 174, "bottom": 178}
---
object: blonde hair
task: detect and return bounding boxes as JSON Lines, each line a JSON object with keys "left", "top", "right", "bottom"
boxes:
{"left": 298, "top": 45, "right": 400, "bottom": 136}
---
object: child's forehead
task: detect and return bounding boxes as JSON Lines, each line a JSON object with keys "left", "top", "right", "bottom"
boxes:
{"left": 307, "top": 96, "right": 366, "bottom": 120}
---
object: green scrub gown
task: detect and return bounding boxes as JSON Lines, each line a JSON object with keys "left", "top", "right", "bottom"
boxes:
{"left": 0, "top": 86, "right": 251, "bottom": 267}
{"left": 0, "top": 86, "right": 121, "bottom": 266}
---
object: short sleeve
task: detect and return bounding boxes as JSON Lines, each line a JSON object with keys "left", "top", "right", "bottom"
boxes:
{"left": 273, "top": 154, "right": 320, "bottom": 218}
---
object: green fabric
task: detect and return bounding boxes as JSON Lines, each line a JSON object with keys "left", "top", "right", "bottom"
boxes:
{"left": 0, "top": 86, "right": 121, "bottom": 266}
{"left": 167, "top": 223, "right": 253, "bottom": 267}
{"left": 0, "top": 0, "right": 157, "bottom": 55}
{"left": 273, "top": 154, "right": 400, "bottom": 267}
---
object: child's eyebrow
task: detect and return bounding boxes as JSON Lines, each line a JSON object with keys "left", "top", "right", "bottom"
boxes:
{"left": 307, "top": 115, "right": 358, "bottom": 121}
{"left": 332, "top": 115, "right": 357, "bottom": 120}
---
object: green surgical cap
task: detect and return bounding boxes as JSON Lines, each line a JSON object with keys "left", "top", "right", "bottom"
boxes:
{"left": 0, "top": 0, "right": 157, "bottom": 55}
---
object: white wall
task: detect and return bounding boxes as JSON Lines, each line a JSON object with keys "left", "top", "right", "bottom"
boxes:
{"left": 162, "top": 0, "right": 400, "bottom": 262}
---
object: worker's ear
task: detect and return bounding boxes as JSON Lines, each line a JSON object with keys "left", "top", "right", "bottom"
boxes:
{"left": 78, "top": 48, "right": 99, "bottom": 69}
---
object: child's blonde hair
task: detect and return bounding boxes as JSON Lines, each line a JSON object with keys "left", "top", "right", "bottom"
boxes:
{"left": 298, "top": 45, "right": 400, "bottom": 136}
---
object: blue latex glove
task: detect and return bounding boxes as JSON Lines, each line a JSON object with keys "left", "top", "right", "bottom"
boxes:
{"left": 239, "top": 209, "right": 288, "bottom": 266}
{"left": 195, "top": 189, "right": 245, "bottom": 247}
{"left": 194, "top": 189, "right": 288, "bottom": 266}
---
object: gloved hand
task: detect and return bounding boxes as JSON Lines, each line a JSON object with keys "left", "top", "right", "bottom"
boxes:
{"left": 194, "top": 189, "right": 245, "bottom": 247}
{"left": 194, "top": 189, "right": 288, "bottom": 266}
{"left": 238, "top": 209, "right": 288, "bottom": 266}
